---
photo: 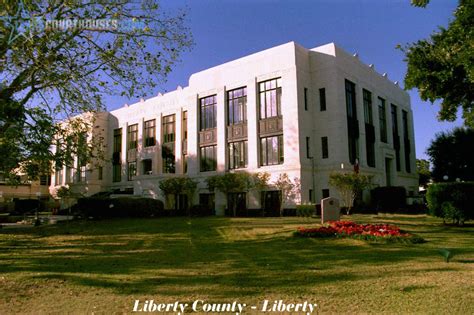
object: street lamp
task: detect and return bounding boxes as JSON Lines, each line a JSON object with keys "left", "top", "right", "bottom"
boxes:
{"left": 443, "top": 175, "right": 449, "bottom": 181}
{"left": 309, "top": 157, "right": 316, "bottom": 204}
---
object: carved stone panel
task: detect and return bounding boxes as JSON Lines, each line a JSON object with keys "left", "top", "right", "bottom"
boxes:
{"left": 199, "top": 128, "right": 217, "bottom": 145}
{"left": 227, "top": 123, "right": 248, "bottom": 141}
{"left": 259, "top": 117, "right": 283, "bottom": 136}
{"left": 127, "top": 149, "right": 137, "bottom": 161}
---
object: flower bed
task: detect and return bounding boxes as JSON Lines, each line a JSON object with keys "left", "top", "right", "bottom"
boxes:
{"left": 294, "top": 221, "right": 425, "bottom": 243}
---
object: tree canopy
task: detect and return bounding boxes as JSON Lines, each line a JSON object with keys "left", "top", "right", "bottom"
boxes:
{"left": 401, "top": 0, "right": 473, "bottom": 127}
{"left": 426, "top": 127, "right": 474, "bottom": 182}
{"left": 0, "top": 0, "right": 193, "bottom": 180}
{"left": 416, "top": 159, "right": 431, "bottom": 188}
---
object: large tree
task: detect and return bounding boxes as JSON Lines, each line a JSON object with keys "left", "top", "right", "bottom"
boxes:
{"left": 427, "top": 127, "right": 474, "bottom": 182}
{"left": 0, "top": 0, "right": 192, "bottom": 181}
{"left": 401, "top": 0, "right": 473, "bottom": 127}
{"left": 416, "top": 159, "right": 431, "bottom": 188}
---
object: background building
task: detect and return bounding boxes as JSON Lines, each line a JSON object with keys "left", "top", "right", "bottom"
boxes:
{"left": 50, "top": 42, "right": 418, "bottom": 215}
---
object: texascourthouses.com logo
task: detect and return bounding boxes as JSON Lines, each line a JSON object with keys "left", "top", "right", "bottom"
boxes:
{"left": 2, "top": 0, "right": 146, "bottom": 45}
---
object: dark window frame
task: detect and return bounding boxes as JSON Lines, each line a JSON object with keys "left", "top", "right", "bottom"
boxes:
{"left": 127, "top": 161, "right": 136, "bottom": 181}
{"left": 200, "top": 145, "right": 217, "bottom": 172}
{"left": 260, "top": 135, "right": 284, "bottom": 166}
{"left": 378, "top": 97, "right": 387, "bottom": 143}
{"left": 259, "top": 78, "right": 282, "bottom": 119}
{"left": 200, "top": 95, "right": 217, "bottom": 130}
{"left": 319, "top": 88, "right": 326, "bottom": 111}
{"left": 322, "top": 136, "right": 328, "bottom": 159}
{"left": 144, "top": 119, "right": 156, "bottom": 147}
{"left": 127, "top": 124, "right": 138, "bottom": 150}
{"left": 142, "top": 159, "right": 152, "bottom": 175}
{"left": 228, "top": 140, "right": 248, "bottom": 170}
{"left": 162, "top": 114, "right": 176, "bottom": 143}
{"left": 227, "top": 87, "right": 247, "bottom": 125}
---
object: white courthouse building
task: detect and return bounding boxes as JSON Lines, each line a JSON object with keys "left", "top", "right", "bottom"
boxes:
{"left": 50, "top": 42, "right": 418, "bottom": 215}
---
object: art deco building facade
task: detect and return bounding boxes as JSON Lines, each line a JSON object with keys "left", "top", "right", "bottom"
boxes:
{"left": 50, "top": 42, "right": 418, "bottom": 214}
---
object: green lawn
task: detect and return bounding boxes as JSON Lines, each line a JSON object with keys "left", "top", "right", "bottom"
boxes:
{"left": 0, "top": 215, "right": 473, "bottom": 314}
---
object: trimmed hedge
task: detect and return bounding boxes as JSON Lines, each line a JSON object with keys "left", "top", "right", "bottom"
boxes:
{"left": 426, "top": 182, "right": 474, "bottom": 224}
{"left": 12, "top": 199, "right": 46, "bottom": 215}
{"left": 73, "top": 197, "right": 164, "bottom": 219}
{"left": 296, "top": 204, "right": 316, "bottom": 217}
{"left": 371, "top": 186, "right": 406, "bottom": 212}
{"left": 189, "top": 204, "right": 214, "bottom": 217}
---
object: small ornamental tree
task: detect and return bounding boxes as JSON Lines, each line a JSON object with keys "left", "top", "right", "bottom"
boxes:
{"left": 329, "top": 172, "right": 372, "bottom": 215}
{"left": 273, "top": 173, "right": 300, "bottom": 216}
{"left": 206, "top": 172, "right": 269, "bottom": 216}
{"left": 158, "top": 177, "right": 197, "bottom": 212}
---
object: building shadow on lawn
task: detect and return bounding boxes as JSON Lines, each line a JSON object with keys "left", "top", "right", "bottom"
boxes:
{"left": 1, "top": 217, "right": 473, "bottom": 297}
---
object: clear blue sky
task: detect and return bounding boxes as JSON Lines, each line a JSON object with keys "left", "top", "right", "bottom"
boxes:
{"left": 107, "top": 0, "right": 462, "bottom": 161}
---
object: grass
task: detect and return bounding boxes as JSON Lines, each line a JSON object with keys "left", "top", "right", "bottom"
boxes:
{"left": 0, "top": 214, "right": 473, "bottom": 314}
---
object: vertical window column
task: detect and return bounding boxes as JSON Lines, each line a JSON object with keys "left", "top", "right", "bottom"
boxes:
{"left": 345, "top": 79, "right": 359, "bottom": 164}
{"left": 363, "top": 89, "right": 375, "bottom": 167}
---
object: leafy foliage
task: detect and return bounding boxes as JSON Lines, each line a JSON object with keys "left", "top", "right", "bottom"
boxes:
{"left": 329, "top": 172, "right": 372, "bottom": 215}
{"left": 401, "top": 1, "right": 474, "bottom": 127}
{"left": 158, "top": 177, "right": 197, "bottom": 210}
{"left": 206, "top": 172, "right": 269, "bottom": 217}
{"left": 0, "top": 0, "right": 193, "bottom": 179}
{"left": 426, "top": 182, "right": 474, "bottom": 225}
{"left": 273, "top": 173, "right": 300, "bottom": 216}
{"left": 73, "top": 197, "right": 164, "bottom": 219}
{"left": 416, "top": 159, "right": 431, "bottom": 188}
{"left": 426, "top": 127, "right": 474, "bottom": 182}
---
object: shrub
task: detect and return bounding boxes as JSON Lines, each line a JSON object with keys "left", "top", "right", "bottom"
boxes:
{"left": 426, "top": 182, "right": 474, "bottom": 225}
{"left": 74, "top": 197, "right": 164, "bottom": 219}
{"left": 371, "top": 186, "right": 407, "bottom": 212}
{"left": 189, "top": 204, "right": 214, "bottom": 217}
{"left": 12, "top": 199, "right": 45, "bottom": 215}
{"left": 296, "top": 204, "right": 315, "bottom": 217}
{"left": 329, "top": 172, "right": 372, "bottom": 214}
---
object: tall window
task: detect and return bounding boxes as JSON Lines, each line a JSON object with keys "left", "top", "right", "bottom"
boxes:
{"left": 182, "top": 111, "right": 188, "bottom": 173}
{"left": 378, "top": 97, "right": 387, "bottom": 143}
{"left": 228, "top": 141, "right": 248, "bottom": 169}
{"left": 162, "top": 146, "right": 175, "bottom": 173}
{"left": 259, "top": 78, "right": 282, "bottom": 119}
{"left": 128, "top": 124, "right": 138, "bottom": 150}
{"left": 363, "top": 89, "right": 375, "bottom": 167}
{"left": 200, "top": 145, "right": 217, "bottom": 172}
{"left": 127, "top": 161, "right": 136, "bottom": 181}
{"left": 321, "top": 136, "right": 328, "bottom": 159}
{"left": 162, "top": 114, "right": 175, "bottom": 143}
{"left": 363, "top": 89, "right": 373, "bottom": 125}
{"left": 227, "top": 87, "right": 247, "bottom": 125}
{"left": 200, "top": 95, "right": 217, "bottom": 130}
{"left": 345, "top": 79, "right": 359, "bottom": 164}
{"left": 402, "top": 110, "right": 411, "bottom": 173}
{"left": 260, "top": 135, "right": 284, "bottom": 166}
{"left": 144, "top": 119, "right": 156, "bottom": 147}
{"left": 304, "top": 87, "right": 308, "bottom": 111}
{"left": 345, "top": 80, "right": 357, "bottom": 119}
{"left": 113, "top": 128, "right": 122, "bottom": 153}
{"left": 113, "top": 128, "right": 122, "bottom": 182}
{"left": 319, "top": 88, "right": 326, "bottom": 111}
{"left": 112, "top": 164, "right": 121, "bottom": 182}
{"left": 162, "top": 114, "right": 176, "bottom": 173}
{"left": 391, "top": 104, "right": 401, "bottom": 172}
